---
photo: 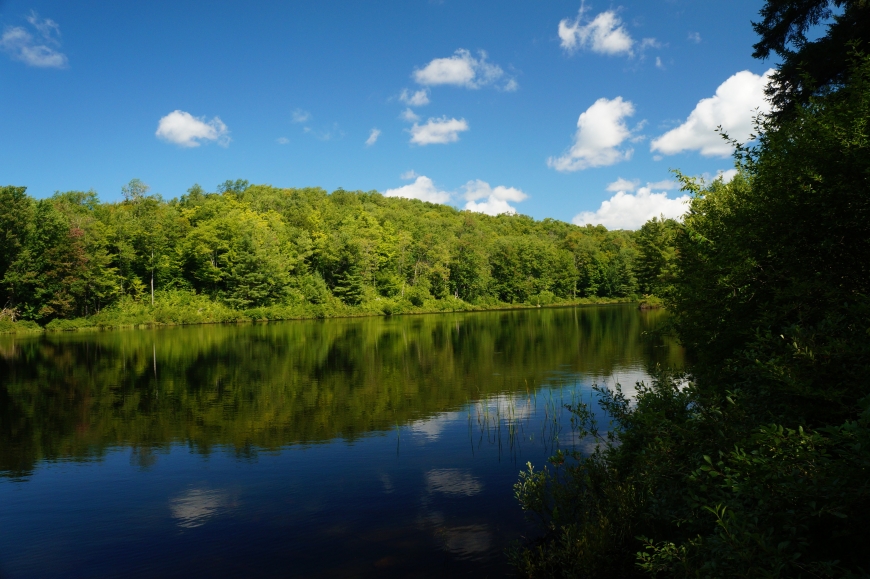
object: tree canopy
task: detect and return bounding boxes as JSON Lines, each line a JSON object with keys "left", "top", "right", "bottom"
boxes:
{"left": 753, "top": 0, "right": 870, "bottom": 114}
{"left": 0, "top": 183, "right": 647, "bottom": 329}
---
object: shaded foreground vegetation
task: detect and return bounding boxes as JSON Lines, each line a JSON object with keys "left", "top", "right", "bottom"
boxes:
{"left": 511, "top": 4, "right": 870, "bottom": 576}
{"left": 0, "top": 178, "right": 676, "bottom": 333}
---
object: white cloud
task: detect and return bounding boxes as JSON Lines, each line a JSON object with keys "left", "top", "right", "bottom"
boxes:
{"left": 409, "top": 116, "right": 469, "bottom": 145}
{"left": 688, "top": 32, "right": 702, "bottom": 43}
{"left": 291, "top": 109, "right": 311, "bottom": 123}
{"left": 716, "top": 168, "right": 738, "bottom": 183}
{"left": 156, "top": 110, "right": 230, "bottom": 148}
{"left": 462, "top": 180, "right": 528, "bottom": 216}
{"left": 384, "top": 176, "right": 452, "bottom": 204}
{"left": 607, "top": 177, "right": 679, "bottom": 193}
{"left": 276, "top": 137, "right": 289, "bottom": 145}
{"left": 655, "top": 56, "right": 664, "bottom": 69}
{"left": 413, "top": 49, "right": 515, "bottom": 90}
{"left": 650, "top": 69, "right": 774, "bottom": 157}
{"left": 547, "top": 97, "right": 636, "bottom": 172}
{"left": 559, "top": 7, "right": 635, "bottom": 56}
{"left": 647, "top": 179, "right": 679, "bottom": 190}
{"left": 384, "top": 176, "right": 527, "bottom": 214}
{"left": 400, "top": 170, "right": 418, "bottom": 180}
{"left": 365, "top": 128, "right": 381, "bottom": 146}
{"left": 399, "top": 88, "right": 430, "bottom": 106}
{"left": 573, "top": 187, "right": 690, "bottom": 230}
{"left": 1, "top": 11, "right": 67, "bottom": 68}
{"left": 400, "top": 108, "right": 420, "bottom": 122}
{"left": 606, "top": 178, "right": 639, "bottom": 192}
{"left": 464, "top": 198, "right": 520, "bottom": 216}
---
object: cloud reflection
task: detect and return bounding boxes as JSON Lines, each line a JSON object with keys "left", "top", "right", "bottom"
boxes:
{"left": 169, "top": 488, "right": 231, "bottom": 528}
{"left": 440, "top": 524, "right": 493, "bottom": 558}
{"left": 425, "top": 469, "right": 482, "bottom": 497}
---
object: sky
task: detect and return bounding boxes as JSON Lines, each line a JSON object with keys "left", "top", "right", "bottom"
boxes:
{"left": 0, "top": 0, "right": 776, "bottom": 229}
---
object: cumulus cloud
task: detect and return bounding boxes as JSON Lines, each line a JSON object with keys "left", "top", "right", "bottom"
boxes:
{"left": 399, "top": 88, "right": 430, "bottom": 106}
{"left": 647, "top": 179, "right": 679, "bottom": 190}
{"left": 559, "top": 6, "right": 636, "bottom": 56}
{"left": 400, "top": 170, "right": 418, "bottom": 180}
{"left": 413, "top": 49, "right": 515, "bottom": 90}
{"left": 384, "top": 176, "right": 452, "bottom": 204}
{"left": 365, "top": 128, "right": 381, "bottom": 146}
{"left": 462, "top": 180, "right": 528, "bottom": 215}
{"left": 384, "top": 176, "right": 528, "bottom": 214}
{"left": 573, "top": 187, "right": 690, "bottom": 230}
{"left": 607, "top": 177, "right": 679, "bottom": 193}
{"left": 291, "top": 109, "right": 311, "bottom": 123}
{"left": 409, "top": 116, "right": 469, "bottom": 145}
{"left": 156, "top": 110, "right": 230, "bottom": 148}
{"left": 650, "top": 69, "right": 774, "bottom": 157}
{"left": 717, "top": 168, "right": 738, "bottom": 183}
{"left": 548, "top": 97, "right": 636, "bottom": 172}
{"left": 1, "top": 11, "right": 68, "bottom": 68}
{"left": 607, "top": 177, "right": 640, "bottom": 192}
{"left": 688, "top": 32, "right": 702, "bottom": 43}
{"left": 400, "top": 108, "right": 420, "bottom": 122}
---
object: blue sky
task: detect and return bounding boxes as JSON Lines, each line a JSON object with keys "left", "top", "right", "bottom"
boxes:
{"left": 0, "top": 0, "right": 773, "bottom": 228}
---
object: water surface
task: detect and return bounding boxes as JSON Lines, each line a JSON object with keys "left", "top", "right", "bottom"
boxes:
{"left": 0, "top": 304, "right": 682, "bottom": 578}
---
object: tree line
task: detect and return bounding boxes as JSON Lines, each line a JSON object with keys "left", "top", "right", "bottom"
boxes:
{"left": 0, "top": 178, "right": 675, "bottom": 330}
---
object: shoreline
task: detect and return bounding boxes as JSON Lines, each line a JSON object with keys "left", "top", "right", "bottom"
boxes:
{"left": 0, "top": 296, "right": 641, "bottom": 335}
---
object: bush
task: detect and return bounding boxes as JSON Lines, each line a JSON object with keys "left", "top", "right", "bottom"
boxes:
{"left": 45, "top": 317, "right": 94, "bottom": 331}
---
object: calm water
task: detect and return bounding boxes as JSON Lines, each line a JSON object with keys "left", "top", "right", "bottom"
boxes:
{"left": 0, "top": 304, "right": 682, "bottom": 578}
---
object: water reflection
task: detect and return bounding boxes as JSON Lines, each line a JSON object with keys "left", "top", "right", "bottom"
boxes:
{"left": 169, "top": 488, "right": 233, "bottom": 528}
{"left": 0, "top": 305, "right": 683, "bottom": 578}
{"left": 0, "top": 305, "right": 681, "bottom": 480}
{"left": 425, "top": 469, "right": 483, "bottom": 497}
{"left": 440, "top": 525, "right": 493, "bottom": 558}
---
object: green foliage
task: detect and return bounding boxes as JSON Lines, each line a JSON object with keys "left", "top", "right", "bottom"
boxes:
{"left": 0, "top": 181, "right": 650, "bottom": 328}
{"left": 671, "top": 54, "right": 870, "bottom": 424}
{"left": 752, "top": 0, "right": 870, "bottom": 116}
{"left": 513, "top": 43, "right": 870, "bottom": 579}
{"left": 634, "top": 217, "right": 678, "bottom": 297}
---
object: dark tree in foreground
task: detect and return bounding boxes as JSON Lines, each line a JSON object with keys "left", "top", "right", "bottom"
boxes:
{"left": 753, "top": 0, "right": 870, "bottom": 115}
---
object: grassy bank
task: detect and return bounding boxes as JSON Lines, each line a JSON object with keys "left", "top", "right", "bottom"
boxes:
{"left": 0, "top": 289, "right": 635, "bottom": 334}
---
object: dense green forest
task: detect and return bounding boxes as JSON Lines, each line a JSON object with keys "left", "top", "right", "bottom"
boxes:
{"left": 513, "top": 1, "right": 870, "bottom": 577}
{"left": 0, "top": 179, "right": 671, "bottom": 333}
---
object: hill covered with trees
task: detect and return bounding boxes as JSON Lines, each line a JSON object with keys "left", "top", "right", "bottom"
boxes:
{"left": 0, "top": 180, "right": 674, "bottom": 332}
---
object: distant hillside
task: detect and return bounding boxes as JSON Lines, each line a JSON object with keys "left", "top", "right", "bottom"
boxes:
{"left": 0, "top": 181, "right": 672, "bottom": 329}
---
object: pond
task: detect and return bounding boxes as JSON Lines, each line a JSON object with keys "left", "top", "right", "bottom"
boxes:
{"left": 0, "top": 304, "right": 683, "bottom": 578}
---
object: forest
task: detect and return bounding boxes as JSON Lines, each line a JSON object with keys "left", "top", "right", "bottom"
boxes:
{"left": 512, "top": 1, "right": 870, "bottom": 577}
{"left": 0, "top": 178, "right": 674, "bottom": 332}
